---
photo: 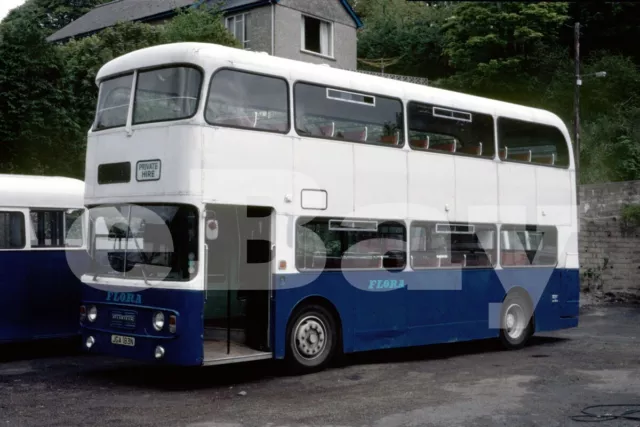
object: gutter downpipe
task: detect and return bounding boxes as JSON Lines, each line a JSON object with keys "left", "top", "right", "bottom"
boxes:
{"left": 271, "top": 0, "right": 275, "bottom": 56}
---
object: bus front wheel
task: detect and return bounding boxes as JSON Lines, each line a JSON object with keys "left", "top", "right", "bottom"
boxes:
{"left": 499, "top": 293, "right": 534, "bottom": 350}
{"left": 286, "top": 305, "right": 337, "bottom": 373}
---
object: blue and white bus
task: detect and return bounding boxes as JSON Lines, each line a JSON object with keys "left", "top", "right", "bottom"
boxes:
{"left": 0, "top": 174, "right": 89, "bottom": 343}
{"left": 80, "top": 43, "right": 579, "bottom": 372}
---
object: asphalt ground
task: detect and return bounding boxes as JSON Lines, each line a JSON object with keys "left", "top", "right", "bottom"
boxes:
{"left": 1, "top": 303, "right": 639, "bottom": 427}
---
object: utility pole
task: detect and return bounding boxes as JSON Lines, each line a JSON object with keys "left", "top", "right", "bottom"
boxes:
{"left": 574, "top": 22, "right": 581, "bottom": 204}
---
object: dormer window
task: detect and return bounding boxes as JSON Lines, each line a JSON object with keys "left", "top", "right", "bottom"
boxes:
{"left": 301, "top": 15, "right": 333, "bottom": 58}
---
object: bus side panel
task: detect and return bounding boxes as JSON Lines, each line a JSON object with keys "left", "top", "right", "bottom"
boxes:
{"left": 497, "top": 268, "right": 579, "bottom": 332}
{"left": 0, "top": 250, "right": 87, "bottom": 342}
{"left": 536, "top": 268, "right": 580, "bottom": 332}
{"left": 560, "top": 268, "right": 580, "bottom": 318}
{"left": 273, "top": 270, "right": 412, "bottom": 357}
{"left": 0, "top": 251, "right": 31, "bottom": 341}
{"left": 272, "top": 268, "right": 578, "bottom": 359}
{"left": 29, "top": 250, "right": 89, "bottom": 339}
{"left": 406, "top": 269, "right": 503, "bottom": 345}
{"left": 272, "top": 272, "right": 357, "bottom": 359}
{"left": 81, "top": 285, "right": 205, "bottom": 366}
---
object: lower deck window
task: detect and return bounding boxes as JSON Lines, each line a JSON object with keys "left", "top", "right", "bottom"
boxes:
{"left": 0, "top": 211, "right": 25, "bottom": 249}
{"left": 410, "top": 222, "right": 497, "bottom": 269}
{"left": 296, "top": 218, "right": 406, "bottom": 271}
{"left": 30, "top": 209, "right": 84, "bottom": 248}
{"left": 500, "top": 225, "right": 557, "bottom": 266}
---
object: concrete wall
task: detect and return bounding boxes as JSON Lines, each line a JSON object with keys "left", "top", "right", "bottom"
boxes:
{"left": 274, "top": 1, "right": 357, "bottom": 70}
{"left": 580, "top": 180, "right": 640, "bottom": 294}
{"left": 243, "top": 5, "right": 272, "bottom": 54}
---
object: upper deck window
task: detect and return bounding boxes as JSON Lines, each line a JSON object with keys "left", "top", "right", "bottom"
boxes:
{"left": 498, "top": 117, "right": 569, "bottom": 167}
{"left": 408, "top": 102, "right": 495, "bottom": 158}
{"left": 295, "top": 83, "right": 404, "bottom": 146}
{"left": 206, "top": 69, "right": 289, "bottom": 133}
{"left": 94, "top": 74, "right": 133, "bottom": 131}
{"left": 133, "top": 66, "right": 202, "bottom": 125}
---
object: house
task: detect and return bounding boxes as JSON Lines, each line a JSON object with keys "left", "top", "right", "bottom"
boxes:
{"left": 47, "top": 0, "right": 363, "bottom": 70}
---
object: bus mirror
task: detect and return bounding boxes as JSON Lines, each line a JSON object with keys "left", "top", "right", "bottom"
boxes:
{"left": 206, "top": 219, "right": 219, "bottom": 241}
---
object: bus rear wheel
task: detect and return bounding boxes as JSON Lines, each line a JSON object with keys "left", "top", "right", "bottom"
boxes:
{"left": 286, "top": 305, "right": 337, "bottom": 373}
{"left": 499, "top": 293, "right": 534, "bottom": 350}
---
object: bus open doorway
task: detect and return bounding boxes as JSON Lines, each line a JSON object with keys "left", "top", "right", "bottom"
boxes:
{"left": 202, "top": 205, "right": 273, "bottom": 365}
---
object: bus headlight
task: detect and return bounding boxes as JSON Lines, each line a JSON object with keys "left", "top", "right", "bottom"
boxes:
{"left": 153, "top": 311, "right": 165, "bottom": 331}
{"left": 80, "top": 305, "right": 87, "bottom": 322}
{"left": 87, "top": 306, "right": 98, "bottom": 323}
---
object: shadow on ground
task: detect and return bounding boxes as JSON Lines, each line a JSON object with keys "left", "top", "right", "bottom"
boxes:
{"left": 0, "top": 337, "right": 82, "bottom": 363}
{"left": 80, "top": 335, "right": 568, "bottom": 392}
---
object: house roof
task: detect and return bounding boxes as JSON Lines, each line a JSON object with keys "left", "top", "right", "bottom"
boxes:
{"left": 47, "top": 0, "right": 362, "bottom": 43}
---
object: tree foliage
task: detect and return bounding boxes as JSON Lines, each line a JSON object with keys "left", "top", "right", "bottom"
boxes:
{"left": 356, "top": 0, "right": 452, "bottom": 80}
{"left": 3, "top": 0, "right": 111, "bottom": 33}
{"left": 0, "top": 3, "right": 239, "bottom": 177}
{"left": 354, "top": 0, "right": 640, "bottom": 184}
{"left": 0, "top": 7, "right": 68, "bottom": 174}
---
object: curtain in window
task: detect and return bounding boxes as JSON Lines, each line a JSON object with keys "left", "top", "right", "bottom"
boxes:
{"left": 320, "top": 21, "right": 330, "bottom": 56}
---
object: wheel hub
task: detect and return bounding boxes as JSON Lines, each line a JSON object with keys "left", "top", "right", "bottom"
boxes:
{"left": 294, "top": 316, "right": 326, "bottom": 359}
{"left": 505, "top": 303, "right": 526, "bottom": 340}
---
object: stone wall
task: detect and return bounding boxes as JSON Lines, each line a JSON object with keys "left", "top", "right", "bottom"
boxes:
{"left": 580, "top": 181, "right": 640, "bottom": 294}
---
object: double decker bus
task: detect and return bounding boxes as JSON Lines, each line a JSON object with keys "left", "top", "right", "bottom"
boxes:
{"left": 80, "top": 43, "right": 579, "bottom": 372}
{"left": 0, "top": 174, "right": 88, "bottom": 343}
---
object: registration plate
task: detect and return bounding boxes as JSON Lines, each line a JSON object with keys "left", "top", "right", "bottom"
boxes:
{"left": 111, "top": 335, "right": 135, "bottom": 347}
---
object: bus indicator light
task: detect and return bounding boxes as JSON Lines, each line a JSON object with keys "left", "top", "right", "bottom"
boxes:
{"left": 169, "top": 315, "right": 177, "bottom": 334}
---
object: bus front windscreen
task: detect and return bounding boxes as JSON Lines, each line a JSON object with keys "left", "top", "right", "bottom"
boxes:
{"left": 89, "top": 204, "right": 199, "bottom": 282}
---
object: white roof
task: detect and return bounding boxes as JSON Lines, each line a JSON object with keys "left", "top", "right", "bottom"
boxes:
{"left": 96, "top": 42, "right": 568, "bottom": 131}
{"left": 0, "top": 175, "right": 85, "bottom": 209}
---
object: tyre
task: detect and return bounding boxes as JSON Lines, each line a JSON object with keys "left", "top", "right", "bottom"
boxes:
{"left": 286, "top": 304, "right": 338, "bottom": 373}
{"left": 499, "top": 292, "right": 534, "bottom": 350}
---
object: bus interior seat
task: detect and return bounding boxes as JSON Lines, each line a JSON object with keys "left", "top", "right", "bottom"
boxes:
{"left": 537, "top": 153, "right": 556, "bottom": 165}
{"left": 509, "top": 149, "right": 532, "bottom": 162}
{"left": 499, "top": 147, "right": 507, "bottom": 160}
{"left": 411, "top": 251, "right": 441, "bottom": 268}
{"left": 216, "top": 112, "right": 258, "bottom": 128}
{"left": 382, "top": 250, "right": 405, "bottom": 269}
{"left": 434, "top": 142, "right": 456, "bottom": 153}
{"left": 465, "top": 252, "right": 492, "bottom": 267}
{"left": 342, "top": 127, "right": 368, "bottom": 142}
{"left": 341, "top": 253, "right": 378, "bottom": 269}
{"left": 458, "top": 142, "right": 483, "bottom": 156}
{"left": 380, "top": 130, "right": 400, "bottom": 145}
{"left": 262, "top": 121, "right": 288, "bottom": 132}
{"left": 319, "top": 122, "right": 335, "bottom": 137}
{"left": 410, "top": 136, "right": 430, "bottom": 149}
{"left": 501, "top": 250, "right": 530, "bottom": 266}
